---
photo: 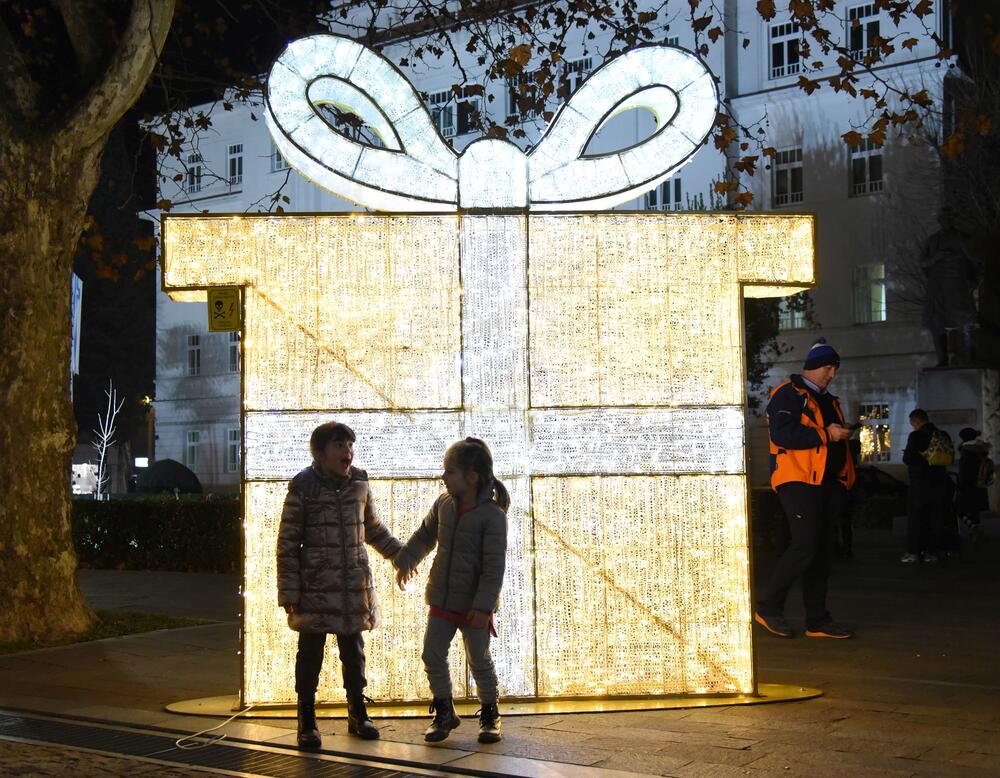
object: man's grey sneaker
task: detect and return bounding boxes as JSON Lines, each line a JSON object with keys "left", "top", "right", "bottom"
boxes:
{"left": 921, "top": 552, "right": 940, "bottom": 562}
{"left": 424, "top": 697, "right": 461, "bottom": 742}
{"left": 805, "top": 621, "right": 854, "bottom": 639}
{"left": 477, "top": 703, "right": 502, "bottom": 743}
{"left": 900, "top": 553, "right": 919, "bottom": 563}
{"left": 754, "top": 611, "right": 795, "bottom": 638}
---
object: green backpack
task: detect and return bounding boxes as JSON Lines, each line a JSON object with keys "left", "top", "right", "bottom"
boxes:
{"left": 923, "top": 429, "right": 955, "bottom": 467}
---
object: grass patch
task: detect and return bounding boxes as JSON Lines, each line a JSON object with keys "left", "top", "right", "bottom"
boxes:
{"left": 0, "top": 609, "right": 215, "bottom": 655}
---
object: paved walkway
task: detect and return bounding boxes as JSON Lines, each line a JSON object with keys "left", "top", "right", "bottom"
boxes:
{"left": 1, "top": 529, "right": 999, "bottom": 776}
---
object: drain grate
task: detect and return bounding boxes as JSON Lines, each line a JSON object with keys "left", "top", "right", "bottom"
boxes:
{"left": 0, "top": 712, "right": 442, "bottom": 777}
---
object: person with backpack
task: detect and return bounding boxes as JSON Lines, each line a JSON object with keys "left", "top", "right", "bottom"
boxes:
{"left": 957, "top": 427, "right": 992, "bottom": 539}
{"left": 901, "top": 409, "right": 952, "bottom": 563}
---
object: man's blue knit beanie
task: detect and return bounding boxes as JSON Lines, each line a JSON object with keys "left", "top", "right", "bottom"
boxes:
{"left": 803, "top": 338, "right": 840, "bottom": 370}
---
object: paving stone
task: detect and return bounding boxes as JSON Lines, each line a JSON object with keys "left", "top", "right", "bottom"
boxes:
{"left": 669, "top": 760, "right": 761, "bottom": 777}
{"left": 591, "top": 749, "right": 693, "bottom": 776}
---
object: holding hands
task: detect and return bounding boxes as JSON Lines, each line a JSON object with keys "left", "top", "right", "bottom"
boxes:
{"left": 395, "top": 566, "right": 418, "bottom": 591}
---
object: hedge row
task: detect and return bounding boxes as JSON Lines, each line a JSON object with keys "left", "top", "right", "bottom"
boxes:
{"left": 72, "top": 497, "right": 241, "bottom": 573}
{"left": 72, "top": 489, "right": 902, "bottom": 573}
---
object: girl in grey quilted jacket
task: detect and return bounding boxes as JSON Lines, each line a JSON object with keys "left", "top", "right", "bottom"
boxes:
{"left": 276, "top": 421, "right": 402, "bottom": 748}
{"left": 395, "top": 437, "right": 509, "bottom": 745}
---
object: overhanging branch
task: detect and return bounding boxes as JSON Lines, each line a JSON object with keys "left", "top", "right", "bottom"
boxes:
{"left": 57, "top": 0, "right": 175, "bottom": 152}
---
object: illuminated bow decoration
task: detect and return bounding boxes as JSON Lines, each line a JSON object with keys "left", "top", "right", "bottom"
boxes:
{"left": 265, "top": 34, "right": 718, "bottom": 212}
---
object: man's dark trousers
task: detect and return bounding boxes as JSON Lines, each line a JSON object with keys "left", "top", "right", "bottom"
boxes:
{"left": 758, "top": 481, "right": 846, "bottom": 630}
{"left": 295, "top": 632, "right": 367, "bottom": 696}
{"left": 907, "top": 478, "right": 946, "bottom": 555}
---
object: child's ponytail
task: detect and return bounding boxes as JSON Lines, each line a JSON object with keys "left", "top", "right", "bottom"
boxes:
{"left": 448, "top": 437, "right": 510, "bottom": 513}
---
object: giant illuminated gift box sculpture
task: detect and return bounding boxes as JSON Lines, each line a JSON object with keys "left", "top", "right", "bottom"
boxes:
{"left": 161, "top": 34, "right": 814, "bottom": 706}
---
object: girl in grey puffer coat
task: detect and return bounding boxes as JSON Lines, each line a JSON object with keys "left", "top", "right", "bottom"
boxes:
{"left": 394, "top": 437, "right": 509, "bottom": 745}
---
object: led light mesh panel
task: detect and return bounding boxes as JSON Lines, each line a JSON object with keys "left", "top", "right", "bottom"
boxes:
{"left": 533, "top": 475, "right": 752, "bottom": 696}
{"left": 162, "top": 216, "right": 462, "bottom": 411}
{"left": 162, "top": 211, "right": 813, "bottom": 705}
{"left": 528, "top": 213, "right": 814, "bottom": 408}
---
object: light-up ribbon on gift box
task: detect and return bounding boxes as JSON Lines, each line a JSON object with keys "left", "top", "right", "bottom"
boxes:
{"left": 264, "top": 34, "right": 718, "bottom": 212}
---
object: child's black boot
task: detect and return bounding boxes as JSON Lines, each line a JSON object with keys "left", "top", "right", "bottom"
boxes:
{"left": 424, "top": 697, "right": 461, "bottom": 742}
{"left": 296, "top": 694, "right": 322, "bottom": 749}
{"left": 477, "top": 702, "right": 502, "bottom": 743}
{"left": 347, "top": 694, "right": 380, "bottom": 740}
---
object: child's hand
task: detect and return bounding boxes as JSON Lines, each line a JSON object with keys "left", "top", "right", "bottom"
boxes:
{"left": 466, "top": 609, "right": 490, "bottom": 629}
{"left": 395, "top": 567, "right": 416, "bottom": 591}
{"left": 283, "top": 604, "right": 297, "bottom": 615}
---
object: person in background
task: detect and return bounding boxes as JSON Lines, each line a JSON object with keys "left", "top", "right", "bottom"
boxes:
{"left": 957, "top": 427, "right": 991, "bottom": 541}
{"left": 901, "top": 409, "right": 950, "bottom": 563}
{"left": 755, "top": 339, "right": 856, "bottom": 640}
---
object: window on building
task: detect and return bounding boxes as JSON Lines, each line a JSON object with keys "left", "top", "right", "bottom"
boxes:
{"left": 317, "top": 105, "right": 385, "bottom": 147}
{"left": 645, "top": 177, "right": 682, "bottom": 211}
{"left": 858, "top": 402, "right": 891, "bottom": 462}
{"left": 185, "top": 152, "right": 203, "bottom": 193}
{"left": 226, "top": 428, "right": 240, "bottom": 473}
{"left": 271, "top": 142, "right": 289, "bottom": 173}
{"left": 849, "top": 137, "right": 883, "bottom": 195}
{"left": 227, "top": 143, "right": 243, "bottom": 186}
{"left": 186, "top": 334, "right": 201, "bottom": 376}
{"left": 666, "top": 36, "right": 680, "bottom": 46}
{"left": 428, "top": 90, "right": 455, "bottom": 138}
{"left": 229, "top": 331, "right": 240, "bottom": 373}
{"left": 769, "top": 21, "right": 801, "bottom": 79}
{"left": 848, "top": 4, "right": 880, "bottom": 59}
{"left": 777, "top": 293, "right": 809, "bottom": 330}
{"left": 853, "top": 263, "right": 887, "bottom": 323}
{"left": 507, "top": 71, "right": 539, "bottom": 120}
{"left": 185, "top": 430, "right": 202, "bottom": 469}
{"left": 563, "top": 57, "right": 592, "bottom": 96}
{"left": 772, "top": 147, "right": 803, "bottom": 206}
{"left": 428, "top": 88, "right": 482, "bottom": 138}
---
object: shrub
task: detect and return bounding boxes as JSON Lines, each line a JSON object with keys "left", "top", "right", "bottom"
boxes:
{"left": 72, "top": 496, "right": 241, "bottom": 573}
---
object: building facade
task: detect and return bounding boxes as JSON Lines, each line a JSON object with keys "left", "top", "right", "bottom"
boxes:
{"left": 152, "top": 0, "right": 953, "bottom": 490}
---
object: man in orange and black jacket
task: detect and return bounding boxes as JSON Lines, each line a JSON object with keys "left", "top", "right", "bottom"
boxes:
{"left": 755, "top": 340, "right": 856, "bottom": 640}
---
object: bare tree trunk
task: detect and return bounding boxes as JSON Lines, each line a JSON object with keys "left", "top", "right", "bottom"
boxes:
{"left": 0, "top": 0, "right": 175, "bottom": 643}
{"left": 0, "top": 141, "right": 108, "bottom": 641}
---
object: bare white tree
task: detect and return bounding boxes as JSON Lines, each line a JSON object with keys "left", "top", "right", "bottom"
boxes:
{"left": 92, "top": 380, "right": 125, "bottom": 501}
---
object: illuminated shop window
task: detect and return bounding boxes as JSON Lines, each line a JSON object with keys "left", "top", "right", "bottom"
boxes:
{"left": 858, "top": 402, "right": 891, "bottom": 462}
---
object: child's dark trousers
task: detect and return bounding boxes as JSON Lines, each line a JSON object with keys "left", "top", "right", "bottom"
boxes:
{"left": 295, "top": 632, "right": 367, "bottom": 697}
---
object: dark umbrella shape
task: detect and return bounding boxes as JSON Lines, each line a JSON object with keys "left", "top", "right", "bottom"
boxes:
{"left": 136, "top": 458, "right": 203, "bottom": 494}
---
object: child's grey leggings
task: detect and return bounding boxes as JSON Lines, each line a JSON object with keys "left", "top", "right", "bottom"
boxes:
{"left": 422, "top": 613, "right": 498, "bottom": 704}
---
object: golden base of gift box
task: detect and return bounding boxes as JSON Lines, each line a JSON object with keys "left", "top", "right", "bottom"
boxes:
{"left": 166, "top": 683, "right": 821, "bottom": 718}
